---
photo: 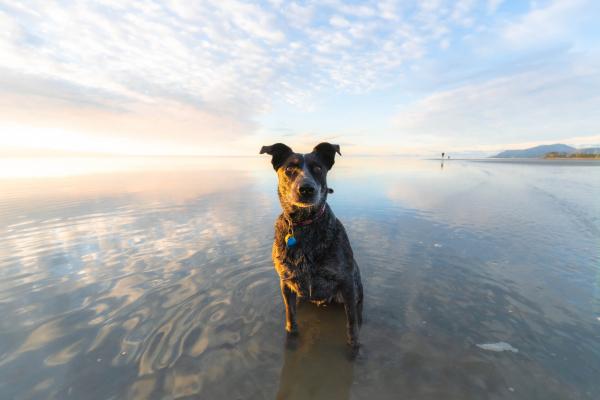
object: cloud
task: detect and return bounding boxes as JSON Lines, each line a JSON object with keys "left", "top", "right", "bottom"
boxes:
{"left": 329, "top": 15, "right": 350, "bottom": 28}
{"left": 0, "top": 1, "right": 286, "bottom": 152}
{"left": 286, "top": 2, "right": 314, "bottom": 27}
{"left": 377, "top": 0, "right": 399, "bottom": 20}
{"left": 0, "top": 0, "right": 598, "bottom": 155}
{"left": 487, "top": 0, "right": 504, "bottom": 13}
{"left": 392, "top": 55, "right": 600, "bottom": 148}
{"left": 0, "top": 0, "right": 487, "bottom": 111}
{"left": 500, "top": 0, "right": 589, "bottom": 47}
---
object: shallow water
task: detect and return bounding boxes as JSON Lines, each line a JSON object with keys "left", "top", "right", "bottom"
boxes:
{"left": 1, "top": 157, "right": 599, "bottom": 399}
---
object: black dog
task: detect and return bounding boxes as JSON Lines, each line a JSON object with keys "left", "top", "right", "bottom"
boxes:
{"left": 260, "top": 142, "right": 363, "bottom": 349}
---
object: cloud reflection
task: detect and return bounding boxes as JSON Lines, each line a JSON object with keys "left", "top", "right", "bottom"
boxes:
{"left": 0, "top": 165, "right": 280, "bottom": 398}
{"left": 1, "top": 157, "right": 599, "bottom": 398}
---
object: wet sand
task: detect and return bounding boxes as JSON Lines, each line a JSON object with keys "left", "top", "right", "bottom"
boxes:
{"left": 1, "top": 157, "right": 599, "bottom": 399}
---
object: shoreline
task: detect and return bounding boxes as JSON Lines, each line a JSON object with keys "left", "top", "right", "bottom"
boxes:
{"left": 473, "top": 159, "right": 600, "bottom": 166}
{"left": 428, "top": 158, "right": 600, "bottom": 165}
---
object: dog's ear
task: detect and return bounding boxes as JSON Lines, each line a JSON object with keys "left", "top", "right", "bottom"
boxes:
{"left": 260, "top": 143, "right": 294, "bottom": 170}
{"left": 312, "top": 142, "right": 341, "bottom": 170}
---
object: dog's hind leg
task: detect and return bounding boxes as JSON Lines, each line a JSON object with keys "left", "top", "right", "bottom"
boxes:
{"left": 280, "top": 281, "right": 298, "bottom": 335}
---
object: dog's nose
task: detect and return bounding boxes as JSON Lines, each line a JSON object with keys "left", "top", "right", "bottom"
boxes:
{"left": 299, "top": 184, "right": 315, "bottom": 196}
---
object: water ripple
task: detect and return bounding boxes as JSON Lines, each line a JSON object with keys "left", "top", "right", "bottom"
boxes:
{"left": 1, "top": 160, "right": 599, "bottom": 399}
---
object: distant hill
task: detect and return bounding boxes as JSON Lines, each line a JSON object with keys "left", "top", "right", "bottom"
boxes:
{"left": 492, "top": 144, "right": 576, "bottom": 158}
{"left": 578, "top": 147, "right": 600, "bottom": 155}
{"left": 492, "top": 144, "right": 577, "bottom": 158}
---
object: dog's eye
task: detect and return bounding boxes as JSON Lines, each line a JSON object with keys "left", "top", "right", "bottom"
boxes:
{"left": 313, "top": 166, "right": 322, "bottom": 173}
{"left": 285, "top": 166, "right": 295, "bottom": 175}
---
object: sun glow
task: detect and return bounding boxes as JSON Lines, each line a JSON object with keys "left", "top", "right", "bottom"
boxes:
{"left": 0, "top": 124, "right": 192, "bottom": 157}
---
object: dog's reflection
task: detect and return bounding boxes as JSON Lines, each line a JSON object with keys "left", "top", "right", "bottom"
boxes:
{"left": 276, "top": 302, "right": 355, "bottom": 400}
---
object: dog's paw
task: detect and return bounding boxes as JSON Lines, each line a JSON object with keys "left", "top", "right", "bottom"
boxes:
{"left": 345, "top": 338, "right": 360, "bottom": 358}
{"left": 285, "top": 323, "right": 298, "bottom": 336}
{"left": 346, "top": 342, "right": 360, "bottom": 360}
{"left": 285, "top": 333, "right": 299, "bottom": 350}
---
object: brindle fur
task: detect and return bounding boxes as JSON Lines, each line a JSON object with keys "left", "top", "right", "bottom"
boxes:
{"left": 260, "top": 142, "right": 363, "bottom": 349}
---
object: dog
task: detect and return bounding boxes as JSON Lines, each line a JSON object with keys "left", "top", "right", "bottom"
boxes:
{"left": 260, "top": 142, "right": 363, "bottom": 349}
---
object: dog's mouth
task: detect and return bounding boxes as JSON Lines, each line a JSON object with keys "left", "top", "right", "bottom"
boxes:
{"left": 291, "top": 191, "right": 321, "bottom": 207}
{"left": 293, "top": 197, "right": 318, "bottom": 207}
{"left": 295, "top": 202, "right": 314, "bottom": 208}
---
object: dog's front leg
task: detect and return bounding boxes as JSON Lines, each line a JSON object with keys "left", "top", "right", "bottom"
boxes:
{"left": 280, "top": 281, "right": 298, "bottom": 335}
{"left": 341, "top": 284, "right": 359, "bottom": 349}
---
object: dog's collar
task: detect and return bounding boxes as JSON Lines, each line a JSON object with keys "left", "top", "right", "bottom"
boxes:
{"left": 291, "top": 204, "right": 327, "bottom": 226}
{"left": 283, "top": 204, "right": 326, "bottom": 248}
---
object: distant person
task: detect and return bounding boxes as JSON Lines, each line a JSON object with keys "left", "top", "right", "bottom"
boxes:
{"left": 441, "top": 152, "right": 445, "bottom": 159}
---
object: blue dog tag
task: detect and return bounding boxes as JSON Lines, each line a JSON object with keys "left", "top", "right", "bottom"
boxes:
{"left": 285, "top": 234, "right": 297, "bottom": 248}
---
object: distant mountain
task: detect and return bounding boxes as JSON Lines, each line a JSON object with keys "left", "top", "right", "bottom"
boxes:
{"left": 492, "top": 144, "right": 576, "bottom": 158}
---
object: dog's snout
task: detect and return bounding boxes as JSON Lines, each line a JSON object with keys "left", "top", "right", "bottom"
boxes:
{"left": 299, "top": 184, "right": 315, "bottom": 196}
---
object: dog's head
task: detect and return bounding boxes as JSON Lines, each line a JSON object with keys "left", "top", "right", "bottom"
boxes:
{"left": 260, "top": 142, "right": 341, "bottom": 214}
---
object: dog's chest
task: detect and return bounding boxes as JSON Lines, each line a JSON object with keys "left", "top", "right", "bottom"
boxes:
{"left": 277, "top": 250, "right": 339, "bottom": 302}
{"left": 272, "top": 211, "right": 341, "bottom": 302}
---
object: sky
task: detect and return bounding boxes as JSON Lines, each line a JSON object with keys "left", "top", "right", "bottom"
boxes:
{"left": 1, "top": 0, "right": 600, "bottom": 157}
